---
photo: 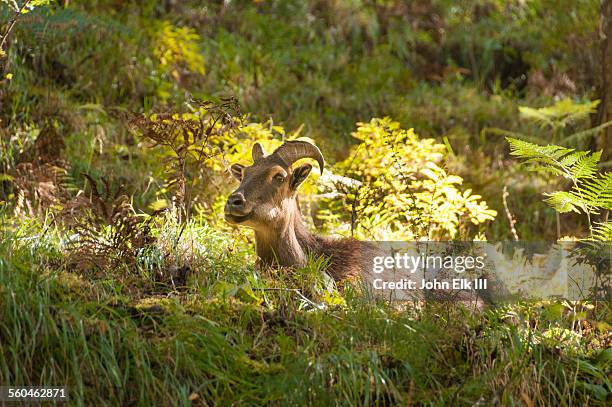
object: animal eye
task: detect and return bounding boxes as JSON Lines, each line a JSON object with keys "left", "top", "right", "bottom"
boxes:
{"left": 273, "top": 174, "right": 285, "bottom": 182}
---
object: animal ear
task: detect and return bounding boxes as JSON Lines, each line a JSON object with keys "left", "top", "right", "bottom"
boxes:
{"left": 252, "top": 142, "right": 266, "bottom": 161}
{"left": 290, "top": 163, "right": 312, "bottom": 190}
{"left": 230, "top": 164, "right": 244, "bottom": 181}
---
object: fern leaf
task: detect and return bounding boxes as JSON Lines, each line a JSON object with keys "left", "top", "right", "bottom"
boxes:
{"left": 521, "top": 161, "right": 565, "bottom": 177}
{"left": 591, "top": 222, "right": 612, "bottom": 241}
{"left": 570, "top": 150, "right": 601, "bottom": 180}
{"left": 578, "top": 172, "right": 612, "bottom": 210}
{"left": 507, "top": 138, "right": 573, "bottom": 161}
{"left": 559, "top": 150, "right": 586, "bottom": 167}
{"left": 507, "top": 137, "right": 573, "bottom": 177}
{"left": 544, "top": 191, "right": 589, "bottom": 214}
{"left": 507, "top": 137, "right": 602, "bottom": 183}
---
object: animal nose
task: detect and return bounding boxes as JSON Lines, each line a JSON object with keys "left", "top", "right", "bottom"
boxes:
{"left": 228, "top": 192, "right": 245, "bottom": 209}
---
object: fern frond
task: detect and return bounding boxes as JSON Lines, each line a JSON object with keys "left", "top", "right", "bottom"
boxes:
{"left": 507, "top": 137, "right": 601, "bottom": 182}
{"left": 507, "top": 136, "right": 609, "bottom": 241}
{"left": 570, "top": 150, "right": 601, "bottom": 180}
{"left": 543, "top": 172, "right": 611, "bottom": 214}
{"left": 519, "top": 99, "right": 599, "bottom": 128}
{"left": 559, "top": 150, "right": 586, "bottom": 167}
{"left": 591, "top": 222, "right": 612, "bottom": 241}
{"left": 544, "top": 191, "right": 589, "bottom": 214}
{"left": 507, "top": 137, "right": 571, "bottom": 177}
{"left": 577, "top": 172, "right": 612, "bottom": 210}
{"left": 507, "top": 137, "right": 573, "bottom": 161}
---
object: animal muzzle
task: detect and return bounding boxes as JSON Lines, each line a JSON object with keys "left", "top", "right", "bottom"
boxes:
{"left": 224, "top": 192, "right": 252, "bottom": 223}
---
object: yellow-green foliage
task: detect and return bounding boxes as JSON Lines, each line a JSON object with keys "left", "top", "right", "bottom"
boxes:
{"left": 151, "top": 21, "right": 205, "bottom": 77}
{"left": 206, "top": 121, "right": 321, "bottom": 189}
{"left": 519, "top": 99, "right": 599, "bottom": 130}
{"left": 139, "top": 109, "right": 323, "bottom": 222}
{"left": 206, "top": 122, "right": 287, "bottom": 172}
{"left": 321, "top": 118, "right": 496, "bottom": 240}
{"left": 153, "top": 114, "right": 496, "bottom": 239}
{"left": 139, "top": 112, "right": 495, "bottom": 239}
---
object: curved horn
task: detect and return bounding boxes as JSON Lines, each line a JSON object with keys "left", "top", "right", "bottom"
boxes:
{"left": 271, "top": 140, "right": 324, "bottom": 174}
{"left": 251, "top": 142, "right": 266, "bottom": 162}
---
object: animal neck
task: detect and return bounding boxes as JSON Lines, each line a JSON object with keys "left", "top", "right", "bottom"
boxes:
{"left": 254, "top": 197, "right": 317, "bottom": 267}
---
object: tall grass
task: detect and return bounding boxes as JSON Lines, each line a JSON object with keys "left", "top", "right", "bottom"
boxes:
{"left": 0, "top": 215, "right": 608, "bottom": 405}
{"left": 0, "top": 1, "right": 608, "bottom": 405}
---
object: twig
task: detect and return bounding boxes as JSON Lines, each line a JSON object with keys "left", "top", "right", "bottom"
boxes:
{"left": 502, "top": 185, "right": 519, "bottom": 241}
{"left": 0, "top": 0, "right": 32, "bottom": 59}
{"left": 350, "top": 186, "right": 358, "bottom": 237}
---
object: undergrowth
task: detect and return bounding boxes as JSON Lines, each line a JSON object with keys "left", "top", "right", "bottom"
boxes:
{"left": 0, "top": 212, "right": 610, "bottom": 406}
{"left": 0, "top": 1, "right": 610, "bottom": 406}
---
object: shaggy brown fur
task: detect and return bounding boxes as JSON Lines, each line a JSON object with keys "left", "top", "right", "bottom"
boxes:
{"left": 253, "top": 198, "right": 379, "bottom": 283}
